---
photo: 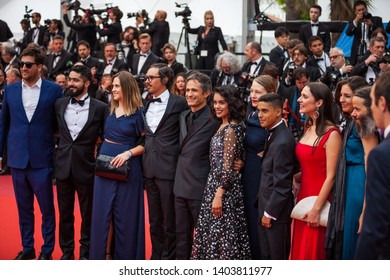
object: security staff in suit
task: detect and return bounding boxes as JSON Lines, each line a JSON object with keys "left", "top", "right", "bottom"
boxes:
{"left": 137, "top": 10, "right": 170, "bottom": 57}
{"left": 0, "top": 45, "right": 63, "bottom": 260}
{"left": 102, "top": 43, "right": 128, "bottom": 76}
{"left": 257, "top": 93, "right": 295, "bottom": 260}
{"left": 143, "top": 63, "right": 187, "bottom": 259}
{"left": 346, "top": 0, "right": 383, "bottom": 66}
{"left": 173, "top": 72, "right": 219, "bottom": 259}
{"left": 44, "top": 35, "right": 74, "bottom": 81}
{"left": 269, "top": 27, "right": 290, "bottom": 77}
{"left": 54, "top": 65, "right": 107, "bottom": 260}
{"left": 299, "top": 4, "right": 331, "bottom": 54}
{"left": 355, "top": 72, "right": 390, "bottom": 259}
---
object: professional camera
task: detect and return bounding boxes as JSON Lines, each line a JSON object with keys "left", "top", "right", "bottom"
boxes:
{"left": 116, "top": 43, "right": 126, "bottom": 62}
{"left": 239, "top": 72, "right": 255, "bottom": 103}
{"left": 134, "top": 73, "right": 146, "bottom": 92}
{"left": 24, "top": 6, "right": 33, "bottom": 21}
{"left": 376, "top": 53, "right": 390, "bottom": 65}
{"left": 61, "top": 0, "right": 81, "bottom": 12}
{"left": 174, "top": 2, "right": 192, "bottom": 18}
{"left": 87, "top": 4, "right": 114, "bottom": 20}
{"left": 44, "top": 19, "right": 52, "bottom": 26}
{"left": 127, "top": 9, "right": 148, "bottom": 19}
{"left": 369, "top": 53, "right": 390, "bottom": 74}
{"left": 362, "top": 11, "right": 372, "bottom": 20}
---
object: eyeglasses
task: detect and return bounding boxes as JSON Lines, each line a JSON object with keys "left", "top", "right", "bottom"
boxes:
{"left": 145, "top": 75, "right": 161, "bottom": 82}
{"left": 19, "top": 61, "right": 37, "bottom": 69}
{"left": 329, "top": 54, "right": 342, "bottom": 60}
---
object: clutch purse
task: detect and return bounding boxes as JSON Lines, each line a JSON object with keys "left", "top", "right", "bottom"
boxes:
{"left": 290, "top": 196, "right": 330, "bottom": 227}
{"left": 95, "top": 154, "right": 129, "bottom": 182}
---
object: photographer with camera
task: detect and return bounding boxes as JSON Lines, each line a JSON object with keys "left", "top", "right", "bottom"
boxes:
{"left": 188, "top": 10, "right": 228, "bottom": 71}
{"left": 320, "top": 47, "right": 353, "bottom": 92}
{"left": 63, "top": 5, "right": 97, "bottom": 54}
{"left": 43, "top": 19, "right": 66, "bottom": 48}
{"left": 96, "top": 6, "right": 123, "bottom": 44}
{"left": 118, "top": 26, "right": 139, "bottom": 68}
{"left": 210, "top": 51, "right": 241, "bottom": 90}
{"left": 346, "top": 0, "right": 383, "bottom": 66}
{"left": 136, "top": 10, "right": 170, "bottom": 58}
{"left": 351, "top": 36, "right": 390, "bottom": 84}
{"left": 25, "top": 12, "right": 48, "bottom": 48}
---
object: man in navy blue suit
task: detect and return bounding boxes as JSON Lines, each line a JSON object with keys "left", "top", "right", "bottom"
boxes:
{"left": 355, "top": 72, "right": 390, "bottom": 259}
{"left": 0, "top": 45, "right": 63, "bottom": 260}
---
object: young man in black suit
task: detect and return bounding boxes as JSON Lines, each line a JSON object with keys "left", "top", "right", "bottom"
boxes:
{"left": 44, "top": 35, "right": 74, "bottom": 81}
{"left": 173, "top": 72, "right": 219, "bottom": 259}
{"left": 54, "top": 65, "right": 107, "bottom": 260}
{"left": 346, "top": 0, "right": 383, "bottom": 66}
{"left": 142, "top": 63, "right": 187, "bottom": 259}
{"left": 25, "top": 12, "right": 48, "bottom": 48}
{"left": 269, "top": 27, "right": 290, "bottom": 77}
{"left": 355, "top": 72, "right": 390, "bottom": 259}
{"left": 299, "top": 4, "right": 331, "bottom": 54}
{"left": 257, "top": 93, "right": 295, "bottom": 260}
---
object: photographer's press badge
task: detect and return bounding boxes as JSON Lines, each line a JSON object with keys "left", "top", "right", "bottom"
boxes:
{"left": 200, "top": 50, "right": 208, "bottom": 57}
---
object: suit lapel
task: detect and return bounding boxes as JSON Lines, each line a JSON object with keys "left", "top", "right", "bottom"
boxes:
{"left": 179, "top": 110, "right": 190, "bottom": 145}
{"left": 181, "top": 107, "right": 211, "bottom": 147}
{"left": 59, "top": 97, "right": 73, "bottom": 141}
{"left": 263, "top": 124, "right": 283, "bottom": 158}
{"left": 155, "top": 94, "right": 176, "bottom": 132}
{"left": 30, "top": 79, "right": 49, "bottom": 123}
{"left": 77, "top": 98, "right": 95, "bottom": 139}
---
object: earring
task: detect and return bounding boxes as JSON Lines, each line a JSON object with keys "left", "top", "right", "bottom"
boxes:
{"left": 313, "top": 107, "right": 320, "bottom": 119}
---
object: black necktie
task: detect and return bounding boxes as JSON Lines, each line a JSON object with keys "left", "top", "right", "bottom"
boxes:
{"left": 312, "top": 23, "right": 319, "bottom": 27}
{"left": 71, "top": 96, "right": 88, "bottom": 106}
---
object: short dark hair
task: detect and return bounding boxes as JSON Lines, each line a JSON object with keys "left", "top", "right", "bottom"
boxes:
{"left": 122, "top": 26, "right": 139, "bottom": 41}
{"left": 259, "top": 92, "right": 283, "bottom": 110}
{"left": 274, "top": 26, "right": 289, "bottom": 38}
{"left": 53, "top": 34, "right": 64, "bottom": 41}
{"left": 310, "top": 4, "right": 322, "bottom": 14}
{"left": 20, "top": 45, "right": 46, "bottom": 65}
{"left": 70, "top": 64, "right": 92, "bottom": 82}
{"left": 308, "top": 35, "right": 324, "bottom": 47}
{"left": 293, "top": 67, "right": 310, "bottom": 81}
{"left": 354, "top": 0, "right": 367, "bottom": 9}
{"left": 250, "top": 42, "right": 262, "bottom": 54}
{"left": 150, "top": 63, "right": 175, "bottom": 89}
{"left": 373, "top": 71, "right": 390, "bottom": 111}
{"left": 77, "top": 40, "right": 90, "bottom": 49}
{"left": 213, "top": 85, "right": 245, "bottom": 123}
{"left": 262, "top": 64, "right": 280, "bottom": 79}
{"left": 187, "top": 71, "right": 212, "bottom": 93}
{"left": 110, "top": 6, "right": 123, "bottom": 20}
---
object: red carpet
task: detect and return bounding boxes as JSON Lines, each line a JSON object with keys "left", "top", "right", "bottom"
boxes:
{"left": 0, "top": 175, "right": 151, "bottom": 260}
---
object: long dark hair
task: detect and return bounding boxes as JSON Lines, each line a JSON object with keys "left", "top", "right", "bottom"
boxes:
{"left": 334, "top": 76, "right": 368, "bottom": 117}
{"left": 213, "top": 85, "right": 245, "bottom": 123}
{"left": 305, "top": 82, "right": 336, "bottom": 148}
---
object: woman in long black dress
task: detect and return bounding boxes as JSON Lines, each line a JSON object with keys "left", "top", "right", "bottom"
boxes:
{"left": 189, "top": 10, "right": 228, "bottom": 70}
{"left": 90, "top": 71, "right": 145, "bottom": 260}
{"left": 242, "top": 75, "right": 276, "bottom": 259}
{"left": 191, "top": 85, "right": 250, "bottom": 260}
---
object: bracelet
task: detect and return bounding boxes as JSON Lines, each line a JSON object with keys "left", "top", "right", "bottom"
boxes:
{"left": 127, "top": 150, "right": 133, "bottom": 159}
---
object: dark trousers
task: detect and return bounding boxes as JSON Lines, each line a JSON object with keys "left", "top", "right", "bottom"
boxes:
{"left": 145, "top": 177, "right": 176, "bottom": 260}
{"left": 11, "top": 166, "right": 55, "bottom": 255}
{"left": 56, "top": 173, "right": 94, "bottom": 259}
{"left": 175, "top": 196, "right": 202, "bottom": 259}
{"left": 258, "top": 222, "right": 291, "bottom": 260}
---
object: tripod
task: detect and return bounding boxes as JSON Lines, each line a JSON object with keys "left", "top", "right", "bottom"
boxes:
{"left": 177, "top": 17, "right": 192, "bottom": 69}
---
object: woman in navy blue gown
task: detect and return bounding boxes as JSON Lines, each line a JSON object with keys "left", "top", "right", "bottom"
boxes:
{"left": 242, "top": 75, "right": 275, "bottom": 259}
{"left": 90, "top": 71, "right": 145, "bottom": 260}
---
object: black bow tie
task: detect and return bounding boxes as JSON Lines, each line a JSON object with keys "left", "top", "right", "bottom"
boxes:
{"left": 149, "top": 97, "right": 162, "bottom": 103}
{"left": 54, "top": 53, "right": 61, "bottom": 58}
{"left": 250, "top": 61, "right": 258, "bottom": 66}
{"left": 311, "top": 23, "right": 319, "bottom": 27}
{"left": 71, "top": 96, "right": 88, "bottom": 106}
{"left": 315, "top": 57, "right": 324, "bottom": 61}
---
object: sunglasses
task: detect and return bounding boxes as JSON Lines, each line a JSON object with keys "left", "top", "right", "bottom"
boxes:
{"left": 19, "top": 61, "right": 37, "bottom": 69}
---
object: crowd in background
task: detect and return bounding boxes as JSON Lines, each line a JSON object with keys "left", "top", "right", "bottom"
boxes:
{"left": 1, "top": 0, "right": 390, "bottom": 260}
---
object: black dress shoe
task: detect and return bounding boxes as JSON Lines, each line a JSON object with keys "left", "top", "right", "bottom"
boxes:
{"left": 13, "top": 250, "right": 36, "bottom": 260}
{"left": 37, "top": 252, "right": 52, "bottom": 260}
{"left": 60, "top": 254, "right": 75, "bottom": 260}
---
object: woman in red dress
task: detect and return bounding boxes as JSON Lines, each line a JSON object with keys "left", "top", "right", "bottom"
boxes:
{"left": 291, "top": 82, "right": 342, "bottom": 259}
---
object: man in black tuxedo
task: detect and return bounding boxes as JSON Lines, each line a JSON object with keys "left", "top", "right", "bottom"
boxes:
{"left": 25, "top": 12, "right": 48, "bottom": 48}
{"left": 173, "top": 72, "right": 219, "bottom": 259}
{"left": 137, "top": 10, "right": 170, "bottom": 57}
{"left": 102, "top": 43, "right": 128, "bottom": 76}
{"left": 346, "top": 0, "right": 383, "bottom": 66}
{"left": 131, "top": 33, "right": 160, "bottom": 77}
{"left": 306, "top": 36, "right": 331, "bottom": 76}
{"left": 299, "top": 4, "right": 331, "bottom": 54}
{"left": 210, "top": 52, "right": 242, "bottom": 90}
{"left": 143, "top": 63, "right": 187, "bottom": 259}
{"left": 269, "top": 27, "right": 290, "bottom": 77}
{"left": 44, "top": 35, "right": 74, "bottom": 81}
{"left": 120, "top": 26, "right": 139, "bottom": 68}
{"left": 355, "top": 72, "right": 390, "bottom": 259}
{"left": 257, "top": 93, "right": 295, "bottom": 260}
{"left": 54, "top": 65, "right": 107, "bottom": 260}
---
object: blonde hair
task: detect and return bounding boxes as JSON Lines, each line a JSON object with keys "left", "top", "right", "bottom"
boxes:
{"left": 204, "top": 10, "right": 214, "bottom": 26}
{"left": 110, "top": 71, "right": 143, "bottom": 115}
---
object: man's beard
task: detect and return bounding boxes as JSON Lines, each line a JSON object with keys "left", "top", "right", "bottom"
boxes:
{"left": 67, "top": 86, "right": 85, "bottom": 97}
{"left": 356, "top": 112, "right": 377, "bottom": 138}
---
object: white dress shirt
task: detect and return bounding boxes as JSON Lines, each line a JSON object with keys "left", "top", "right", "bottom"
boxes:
{"left": 103, "top": 57, "right": 116, "bottom": 75}
{"left": 250, "top": 56, "right": 263, "bottom": 76}
{"left": 64, "top": 94, "right": 90, "bottom": 140}
{"left": 146, "top": 89, "right": 170, "bottom": 133}
{"left": 311, "top": 21, "right": 319, "bottom": 36}
{"left": 22, "top": 78, "right": 42, "bottom": 122}
{"left": 384, "top": 124, "right": 390, "bottom": 139}
{"left": 137, "top": 51, "right": 151, "bottom": 74}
